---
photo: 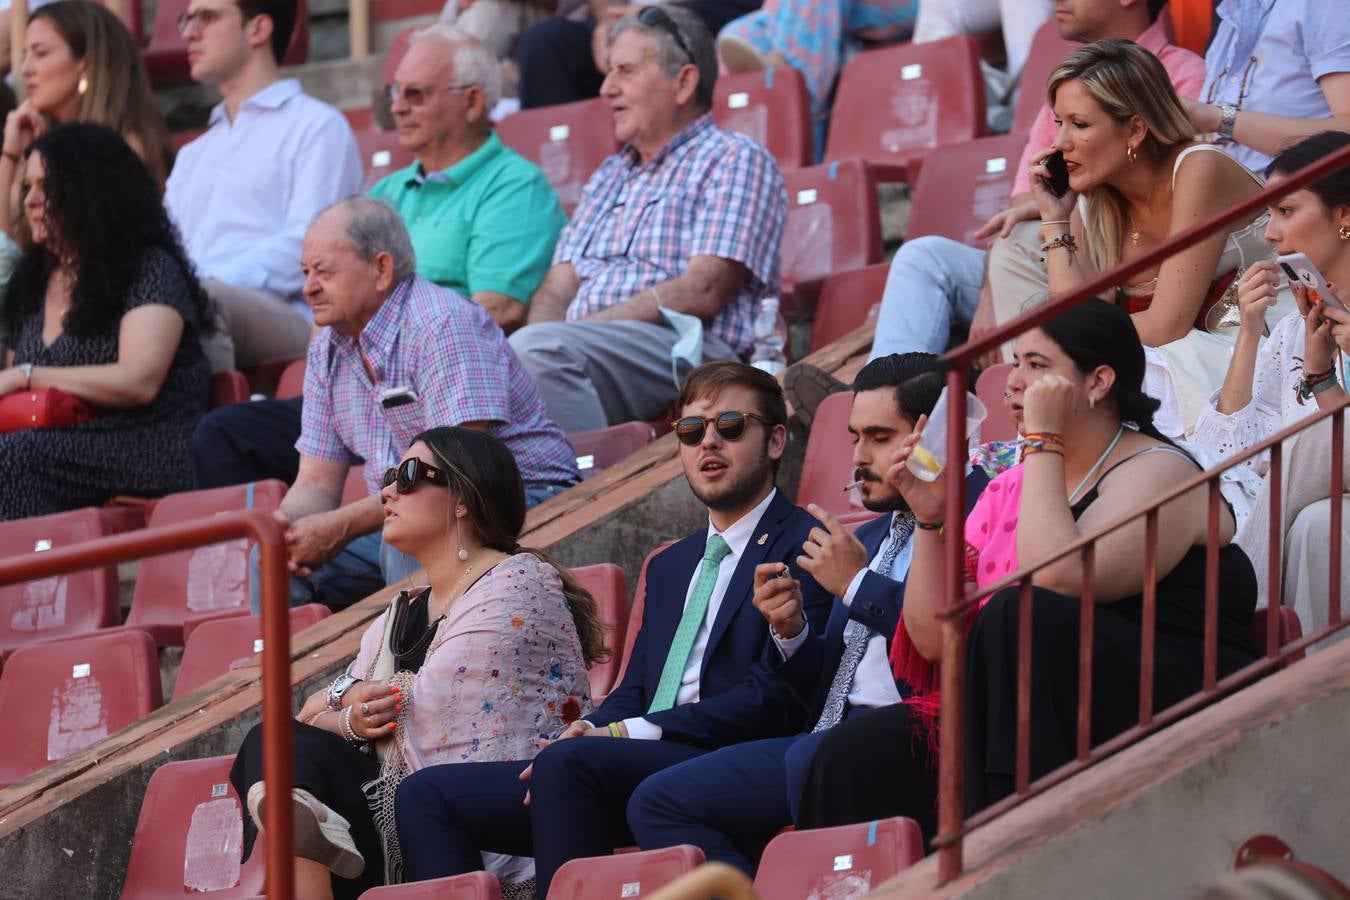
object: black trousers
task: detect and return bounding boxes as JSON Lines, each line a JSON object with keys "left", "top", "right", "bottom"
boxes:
{"left": 192, "top": 397, "right": 303, "bottom": 489}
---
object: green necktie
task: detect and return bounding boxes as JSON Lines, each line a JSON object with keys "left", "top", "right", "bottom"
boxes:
{"left": 648, "top": 533, "right": 733, "bottom": 713}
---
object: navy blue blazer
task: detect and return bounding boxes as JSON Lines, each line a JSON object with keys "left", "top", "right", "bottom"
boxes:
{"left": 779, "top": 469, "right": 991, "bottom": 723}
{"left": 590, "top": 489, "right": 834, "bottom": 748}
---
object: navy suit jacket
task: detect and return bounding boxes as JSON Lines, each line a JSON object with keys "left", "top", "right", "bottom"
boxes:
{"left": 779, "top": 469, "right": 991, "bottom": 723}
{"left": 590, "top": 489, "right": 833, "bottom": 749}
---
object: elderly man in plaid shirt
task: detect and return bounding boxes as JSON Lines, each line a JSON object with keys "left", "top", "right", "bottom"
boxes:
{"left": 508, "top": 4, "right": 788, "bottom": 433}
{"left": 278, "top": 197, "right": 579, "bottom": 607}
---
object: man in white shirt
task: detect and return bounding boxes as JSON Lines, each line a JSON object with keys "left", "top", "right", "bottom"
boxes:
{"left": 625, "top": 354, "right": 990, "bottom": 865}
{"left": 166, "top": 0, "right": 363, "bottom": 371}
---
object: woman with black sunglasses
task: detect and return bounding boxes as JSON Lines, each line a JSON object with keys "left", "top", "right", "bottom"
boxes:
{"left": 228, "top": 427, "right": 609, "bottom": 900}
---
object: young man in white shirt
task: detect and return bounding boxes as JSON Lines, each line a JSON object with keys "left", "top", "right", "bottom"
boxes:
{"left": 166, "top": 0, "right": 363, "bottom": 371}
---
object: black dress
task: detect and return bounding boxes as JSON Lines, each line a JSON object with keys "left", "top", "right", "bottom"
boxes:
{"left": 0, "top": 247, "right": 210, "bottom": 519}
{"left": 964, "top": 452, "right": 1261, "bottom": 814}
{"left": 232, "top": 589, "right": 438, "bottom": 900}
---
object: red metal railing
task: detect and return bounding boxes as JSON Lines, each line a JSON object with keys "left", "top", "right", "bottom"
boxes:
{"left": 933, "top": 140, "right": 1350, "bottom": 883}
{"left": 0, "top": 511, "right": 295, "bottom": 899}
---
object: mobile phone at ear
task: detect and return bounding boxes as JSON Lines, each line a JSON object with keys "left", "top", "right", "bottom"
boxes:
{"left": 1275, "top": 253, "right": 1349, "bottom": 314}
{"left": 1045, "top": 151, "right": 1070, "bottom": 198}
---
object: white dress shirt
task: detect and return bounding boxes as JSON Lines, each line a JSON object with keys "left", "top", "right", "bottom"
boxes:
{"left": 623, "top": 488, "right": 779, "bottom": 740}
{"left": 165, "top": 79, "right": 364, "bottom": 306}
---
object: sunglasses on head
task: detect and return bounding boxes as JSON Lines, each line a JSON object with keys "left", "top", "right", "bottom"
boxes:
{"left": 671, "top": 411, "right": 771, "bottom": 446}
{"left": 637, "top": 5, "right": 693, "bottom": 63}
{"left": 382, "top": 458, "right": 448, "bottom": 494}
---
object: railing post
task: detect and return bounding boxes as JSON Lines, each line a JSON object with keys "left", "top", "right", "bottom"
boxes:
{"left": 259, "top": 526, "right": 295, "bottom": 900}
{"left": 349, "top": 0, "right": 371, "bottom": 60}
{"left": 1329, "top": 409, "right": 1344, "bottom": 626}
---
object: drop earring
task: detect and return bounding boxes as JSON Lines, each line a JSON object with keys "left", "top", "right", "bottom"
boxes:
{"left": 77, "top": 76, "right": 88, "bottom": 96}
{"left": 455, "top": 514, "right": 469, "bottom": 561}
{"left": 1339, "top": 225, "right": 1350, "bottom": 241}
{"left": 1089, "top": 395, "right": 1097, "bottom": 410}
{"left": 1125, "top": 144, "right": 1137, "bottom": 163}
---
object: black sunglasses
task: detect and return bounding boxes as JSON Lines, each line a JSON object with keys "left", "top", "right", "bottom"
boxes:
{"left": 672, "top": 411, "right": 771, "bottom": 446}
{"left": 638, "top": 6, "right": 693, "bottom": 63}
{"left": 382, "top": 458, "right": 448, "bottom": 494}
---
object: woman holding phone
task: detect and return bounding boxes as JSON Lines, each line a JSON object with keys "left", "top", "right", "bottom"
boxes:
{"left": 1195, "top": 131, "right": 1350, "bottom": 640}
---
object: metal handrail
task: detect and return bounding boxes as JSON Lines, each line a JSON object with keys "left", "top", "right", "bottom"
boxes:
{"left": 0, "top": 511, "right": 294, "bottom": 899}
{"left": 932, "top": 140, "right": 1350, "bottom": 884}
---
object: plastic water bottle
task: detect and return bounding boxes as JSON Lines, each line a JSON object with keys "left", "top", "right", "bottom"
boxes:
{"left": 750, "top": 297, "right": 789, "bottom": 376}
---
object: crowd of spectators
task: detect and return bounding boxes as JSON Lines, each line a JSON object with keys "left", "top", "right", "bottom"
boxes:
{"left": 0, "top": 0, "right": 1345, "bottom": 894}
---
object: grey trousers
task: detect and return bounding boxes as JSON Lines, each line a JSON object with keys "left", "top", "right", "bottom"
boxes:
{"left": 508, "top": 319, "right": 740, "bottom": 432}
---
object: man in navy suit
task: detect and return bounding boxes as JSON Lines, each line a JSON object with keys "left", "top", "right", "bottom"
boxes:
{"left": 625, "top": 353, "right": 989, "bottom": 873}
{"left": 393, "top": 361, "right": 832, "bottom": 896}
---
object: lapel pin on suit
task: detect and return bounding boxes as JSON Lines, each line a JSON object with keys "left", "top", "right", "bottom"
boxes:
{"left": 756, "top": 533, "right": 768, "bottom": 546}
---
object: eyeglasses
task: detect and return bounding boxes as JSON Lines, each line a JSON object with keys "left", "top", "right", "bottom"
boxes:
{"left": 671, "top": 411, "right": 771, "bottom": 446}
{"left": 382, "top": 458, "right": 448, "bottom": 494}
{"left": 176, "top": 6, "right": 230, "bottom": 34}
{"left": 386, "top": 83, "right": 474, "bottom": 107}
{"left": 637, "top": 6, "right": 693, "bottom": 64}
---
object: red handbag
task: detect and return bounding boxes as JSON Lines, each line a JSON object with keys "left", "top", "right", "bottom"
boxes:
{"left": 0, "top": 388, "right": 97, "bottom": 433}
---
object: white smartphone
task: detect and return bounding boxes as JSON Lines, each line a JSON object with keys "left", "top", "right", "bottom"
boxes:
{"left": 1275, "top": 252, "right": 1349, "bottom": 314}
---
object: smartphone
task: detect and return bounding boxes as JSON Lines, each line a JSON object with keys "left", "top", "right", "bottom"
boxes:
{"left": 380, "top": 387, "right": 418, "bottom": 409}
{"left": 1275, "top": 253, "right": 1349, "bottom": 314}
{"left": 1045, "top": 150, "right": 1070, "bottom": 198}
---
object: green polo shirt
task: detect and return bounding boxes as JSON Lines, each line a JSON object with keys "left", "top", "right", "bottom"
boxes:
{"left": 367, "top": 132, "right": 565, "bottom": 305}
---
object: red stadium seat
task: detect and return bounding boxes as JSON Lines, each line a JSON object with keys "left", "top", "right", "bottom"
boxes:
{"left": 172, "top": 604, "right": 332, "bottom": 701}
{"left": 751, "top": 817, "right": 924, "bottom": 898}
{"left": 547, "top": 844, "right": 706, "bottom": 900}
{"left": 144, "top": 0, "right": 308, "bottom": 85}
{"left": 1252, "top": 607, "right": 1306, "bottom": 666}
{"left": 975, "top": 363, "right": 1018, "bottom": 442}
{"left": 210, "top": 371, "right": 251, "bottom": 409}
{"left": 569, "top": 564, "right": 628, "bottom": 703}
{"left": 712, "top": 68, "right": 812, "bottom": 171}
{"left": 808, "top": 263, "right": 890, "bottom": 354}
{"left": 276, "top": 357, "right": 307, "bottom": 400}
{"left": 612, "top": 541, "right": 676, "bottom": 690}
{"left": 0, "top": 508, "right": 119, "bottom": 660}
{"left": 358, "top": 873, "right": 502, "bottom": 899}
{"left": 120, "top": 755, "right": 267, "bottom": 898}
{"left": 496, "top": 98, "right": 619, "bottom": 214}
{"left": 355, "top": 127, "right": 417, "bottom": 191}
{"left": 824, "top": 36, "right": 987, "bottom": 183}
{"left": 781, "top": 160, "right": 882, "bottom": 307}
{"left": 1012, "top": 21, "right": 1078, "bottom": 133}
{"left": 907, "top": 132, "right": 1029, "bottom": 247}
{"left": 0, "top": 628, "right": 161, "bottom": 786}
{"left": 796, "top": 392, "right": 866, "bottom": 519}
{"left": 569, "top": 422, "right": 657, "bottom": 480}
{"left": 125, "top": 481, "right": 288, "bottom": 645}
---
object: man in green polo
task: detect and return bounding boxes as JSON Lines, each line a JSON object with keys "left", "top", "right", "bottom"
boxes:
{"left": 369, "top": 24, "right": 565, "bottom": 332}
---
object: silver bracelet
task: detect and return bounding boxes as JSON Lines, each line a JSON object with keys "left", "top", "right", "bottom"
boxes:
{"left": 340, "top": 706, "right": 365, "bottom": 744}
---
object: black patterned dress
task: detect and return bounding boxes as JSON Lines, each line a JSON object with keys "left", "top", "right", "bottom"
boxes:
{"left": 0, "top": 247, "right": 211, "bottom": 519}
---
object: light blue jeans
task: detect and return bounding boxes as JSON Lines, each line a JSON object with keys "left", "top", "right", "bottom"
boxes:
{"left": 869, "top": 236, "right": 986, "bottom": 362}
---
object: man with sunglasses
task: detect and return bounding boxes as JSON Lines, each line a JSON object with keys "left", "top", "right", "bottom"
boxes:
{"left": 506, "top": 5, "right": 786, "bottom": 434}
{"left": 166, "top": 0, "right": 363, "bottom": 371}
{"left": 394, "top": 361, "right": 832, "bottom": 898}
{"left": 625, "top": 354, "right": 990, "bottom": 869}
{"left": 368, "top": 25, "right": 565, "bottom": 333}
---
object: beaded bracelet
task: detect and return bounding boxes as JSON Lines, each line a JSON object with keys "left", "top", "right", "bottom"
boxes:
{"left": 1040, "top": 233, "right": 1078, "bottom": 254}
{"left": 340, "top": 706, "right": 365, "bottom": 745}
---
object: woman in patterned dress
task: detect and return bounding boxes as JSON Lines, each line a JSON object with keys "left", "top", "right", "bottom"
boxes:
{"left": 230, "top": 426, "right": 607, "bottom": 900}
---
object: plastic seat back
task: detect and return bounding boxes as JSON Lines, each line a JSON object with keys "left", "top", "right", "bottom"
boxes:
{"left": 210, "top": 371, "right": 251, "bottom": 409}
{"left": 145, "top": 0, "right": 307, "bottom": 85}
{"left": 975, "top": 363, "right": 1017, "bottom": 442}
{"left": 0, "top": 628, "right": 161, "bottom": 787}
{"left": 356, "top": 127, "right": 417, "bottom": 190}
{"left": 797, "top": 392, "right": 865, "bottom": 518}
{"left": 712, "top": 68, "right": 812, "bottom": 171}
{"left": 781, "top": 160, "right": 882, "bottom": 301}
{"left": 907, "top": 132, "right": 1029, "bottom": 247}
{"left": 496, "top": 98, "right": 620, "bottom": 214}
{"left": 1012, "top": 21, "right": 1078, "bottom": 133}
{"left": 172, "top": 604, "right": 332, "bottom": 701}
{"left": 125, "top": 481, "right": 288, "bottom": 645}
{"left": 120, "top": 755, "right": 267, "bottom": 898}
{"left": 569, "top": 563, "right": 628, "bottom": 703}
{"left": 570, "top": 422, "right": 657, "bottom": 480}
{"left": 358, "top": 873, "right": 502, "bottom": 898}
{"left": 1251, "top": 607, "right": 1306, "bottom": 666}
{"left": 612, "top": 541, "right": 677, "bottom": 691}
{"left": 0, "top": 508, "right": 119, "bottom": 658}
{"left": 824, "top": 36, "right": 986, "bottom": 182}
{"left": 808, "top": 263, "right": 890, "bottom": 354}
{"left": 275, "top": 357, "right": 307, "bottom": 400}
{"left": 547, "top": 844, "right": 706, "bottom": 900}
{"left": 751, "top": 817, "right": 924, "bottom": 899}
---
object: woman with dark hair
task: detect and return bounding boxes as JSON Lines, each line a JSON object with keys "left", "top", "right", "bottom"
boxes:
{"left": 794, "top": 300, "right": 1258, "bottom": 835}
{"left": 231, "top": 426, "right": 605, "bottom": 899}
{"left": 0, "top": 122, "right": 212, "bottom": 520}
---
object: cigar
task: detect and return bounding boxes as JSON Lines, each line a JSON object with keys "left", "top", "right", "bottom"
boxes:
{"left": 842, "top": 480, "right": 863, "bottom": 491}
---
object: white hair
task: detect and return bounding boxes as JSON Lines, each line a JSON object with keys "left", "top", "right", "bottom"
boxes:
{"left": 409, "top": 23, "right": 502, "bottom": 112}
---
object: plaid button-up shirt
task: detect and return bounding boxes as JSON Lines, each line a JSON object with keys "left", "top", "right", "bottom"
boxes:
{"left": 554, "top": 114, "right": 787, "bottom": 356}
{"left": 297, "top": 275, "right": 579, "bottom": 493}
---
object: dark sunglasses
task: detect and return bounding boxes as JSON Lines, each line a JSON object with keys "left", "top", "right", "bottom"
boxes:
{"left": 672, "top": 411, "right": 771, "bottom": 446}
{"left": 382, "top": 458, "right": 448, "bottom": 494}
{"left": 638, "top": 6, "right": 693, "bottom": 63}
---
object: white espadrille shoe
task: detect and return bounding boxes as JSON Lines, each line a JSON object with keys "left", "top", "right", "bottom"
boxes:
{"left": 246, "top": 782, "right": 366, "bottom": 879}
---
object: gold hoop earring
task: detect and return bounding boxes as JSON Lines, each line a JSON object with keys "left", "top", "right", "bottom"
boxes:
{"left": 1339, "top": 225, "right": 1350, "bottom": 241}
{"left": 77, "top": 76, "right": 88, "bottom": 96}
{"left": 1125, "top": 145, "right": 1137, "bottom": 164}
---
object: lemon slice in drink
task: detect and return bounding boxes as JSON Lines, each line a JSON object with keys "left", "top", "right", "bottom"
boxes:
{"left": 908, "top": 446, "right": 942, "bottom": 481}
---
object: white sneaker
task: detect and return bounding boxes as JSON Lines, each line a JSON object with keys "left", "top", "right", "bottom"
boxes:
{"left": 245, "top": 782, "right": 366, "bottom": 879}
